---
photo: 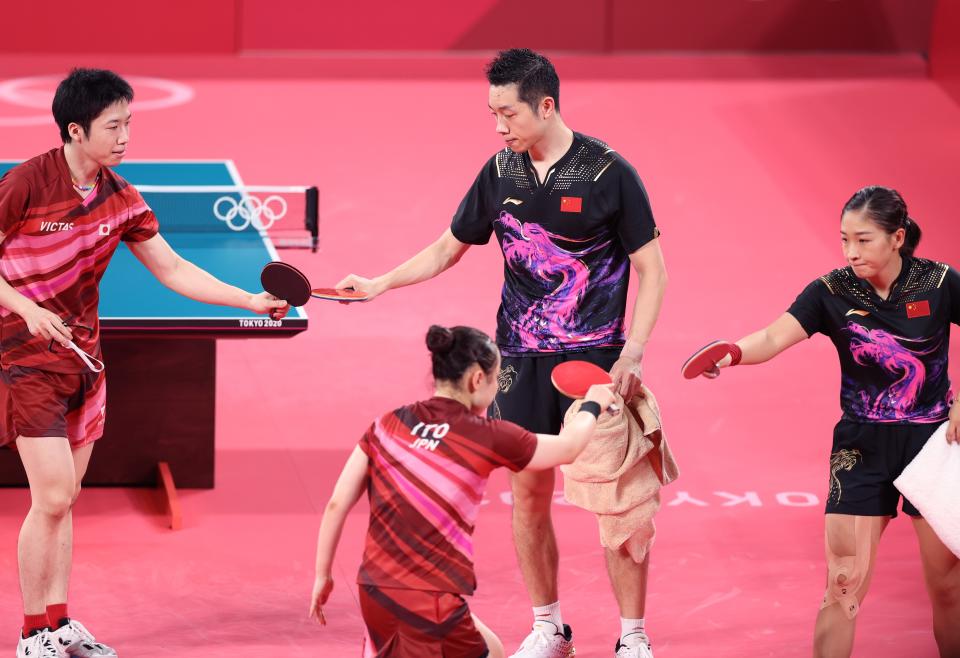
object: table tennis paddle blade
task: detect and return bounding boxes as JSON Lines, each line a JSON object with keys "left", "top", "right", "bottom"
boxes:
{"left": 551, "top": 361, "right": 613, "bottom": 399}
{"left": 260, "top": 261, "right": 311, "bottom": 307}
{"left": 681, "top": 340, "right": 733, "bottom": 379}
{"left": 310, "top": 288, "right": 370, "bottom": 303}
{"left": 551, "top": 361, "right": 620, "bottom": 413}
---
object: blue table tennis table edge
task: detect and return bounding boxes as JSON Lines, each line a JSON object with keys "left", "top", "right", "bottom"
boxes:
{"left": 0, "top": 158, "right": 309, "bottom": 327}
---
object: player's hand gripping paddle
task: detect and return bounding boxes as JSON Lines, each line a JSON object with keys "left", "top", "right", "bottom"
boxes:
{"left": 261, "top": 261, "right": 311, "bottom": 306}
{"left": 555, "top": 360, "right": 675, "bottom": 482}
{"left": 681, "top": 340, "right": 735, "bottom": 379}
{"left": 260, "top": 262, "right": 369, "bottom": 307}
{"left": 551, "top": 361, "right": 620, "bottom": 412}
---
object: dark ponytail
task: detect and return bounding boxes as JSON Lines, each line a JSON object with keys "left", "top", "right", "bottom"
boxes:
{"left": 901, "top": 217, "right": 922, "bottom": 258}
{"left": 426, "top": 325, "right": 498, "bottom": 383}
{"left": 842, "top": 186, "right": 922, "bottom": 258}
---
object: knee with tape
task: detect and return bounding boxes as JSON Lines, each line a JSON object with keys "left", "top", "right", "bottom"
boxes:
{"left": 820, "top": 517, "right": 873, "bottom": 620}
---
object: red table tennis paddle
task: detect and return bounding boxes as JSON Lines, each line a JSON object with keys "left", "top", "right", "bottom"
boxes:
{"left": 551, "top": 361, "right": 619, "bottom": 412}
{"left": 551, "top": 361, "right": 612, "bottom": 398}
{"left": 260, "top": 262, "right": 369, "bottom": 306}
{"left": 310, "top": 288, "right": 369, "bottom": 302}
{"left": 681, "top": 340, "right": 735, "bottom": 379}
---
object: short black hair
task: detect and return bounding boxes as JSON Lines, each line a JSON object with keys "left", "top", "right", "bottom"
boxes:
{"left": 485, "top": 48, "right": 560, "bottom": 113}
{"left": 52, "top": 68, "right": 134, "bottom": 143}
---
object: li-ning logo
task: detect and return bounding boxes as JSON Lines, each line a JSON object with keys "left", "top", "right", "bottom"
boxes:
{"left": 502, "top": 197, "right": 523, "bottom": 206}
{"left": 39, "top": 221, "right": 75, "bottom": 232}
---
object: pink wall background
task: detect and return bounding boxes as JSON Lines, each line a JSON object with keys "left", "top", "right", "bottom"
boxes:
{"left": 930, "top": 0, "right": 960, "bottom": 103}
{"left": 2, "top": 0, "right": 937, "bottom": 54}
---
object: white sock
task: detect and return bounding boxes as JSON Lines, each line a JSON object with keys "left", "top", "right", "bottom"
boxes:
{"left": 620, "top": 617, "right": 646, "bottom": 645}
{"left": 532, "top": 601, "right": 563, "bottom": 633}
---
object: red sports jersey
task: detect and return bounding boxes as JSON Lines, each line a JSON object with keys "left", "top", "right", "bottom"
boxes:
{"left": 357, "top": 396, "right": 537, "bottom": 595}
{"left": 0, "top": 147, "right": 159, "bottom": 373}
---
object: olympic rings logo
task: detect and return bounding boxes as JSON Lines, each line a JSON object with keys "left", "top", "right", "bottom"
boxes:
{"left": 213, "top": 195, "right": 288, "bottom": 232}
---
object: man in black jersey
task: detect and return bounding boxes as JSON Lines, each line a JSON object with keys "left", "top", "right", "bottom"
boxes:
{"left": 338, "top": 49, "right": 667, "bottom": 658}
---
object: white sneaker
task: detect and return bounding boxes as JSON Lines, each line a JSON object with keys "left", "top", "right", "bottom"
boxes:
{"left": 509, "top": 623, "right": 576, "bottom": 657}
{"left": 17, "top": 630, "right": 65, "bottom": 658}
{"left": 615, "top": 632, "right": 654, "bottom": 658}
{"left": 48, "top": 621, "right": 117, "bottom": 657}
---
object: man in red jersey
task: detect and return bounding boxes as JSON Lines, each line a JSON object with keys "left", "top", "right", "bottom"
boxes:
{"left": 0, "top": 68, "right": 288, "bottom": 658}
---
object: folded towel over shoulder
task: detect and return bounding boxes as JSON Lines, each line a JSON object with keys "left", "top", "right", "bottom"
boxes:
{"left": 893, "top": 421, "right": 960, "bottom": 559}
{"left": 561, "top": 384, "right": 679, "bottom": 562}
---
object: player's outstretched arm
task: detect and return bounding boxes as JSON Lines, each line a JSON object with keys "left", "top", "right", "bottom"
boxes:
{"left": 525, "top": 384, "right": 616, "bottom": 470}
{"left": 310, "top": 446, "right": 369, "bottom": 626}
{"left": 705, "top": 312, "right": 809, "bottom": 378}
{"left": 336, "top": 228, "right": 470, "bottom": 301}
{"left": 128, "top": 233, "right": 288, "bottom": 317}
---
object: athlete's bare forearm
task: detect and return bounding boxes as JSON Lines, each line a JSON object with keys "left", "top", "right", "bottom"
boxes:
{"left": 624, "top": 240, "right": 667, "bottom": 350}
{"left": 375, "top": 229, "right": 470, "bottom": 293}
{"left": 722, "top": 313, "right": 808, "bottom": 366}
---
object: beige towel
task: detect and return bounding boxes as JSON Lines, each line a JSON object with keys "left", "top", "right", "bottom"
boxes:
{"left": 560, "top": 384, "right": 679, "bottom": 562}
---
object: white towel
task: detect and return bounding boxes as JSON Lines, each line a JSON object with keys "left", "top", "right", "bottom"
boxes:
{"left": 893, "top": 421, "right": 960, "bottom": 559}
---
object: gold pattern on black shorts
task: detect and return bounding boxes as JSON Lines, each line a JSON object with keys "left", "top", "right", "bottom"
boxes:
{"left": 829, "top": 449, "right": 862, "bottom": 503}
{"left": 497, "top": 365, "right": 517, "bottom": 393}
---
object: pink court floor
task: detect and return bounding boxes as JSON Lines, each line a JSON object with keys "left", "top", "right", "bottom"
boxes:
{"left": 0, "top": 54, "right": 958, "bottom": 656}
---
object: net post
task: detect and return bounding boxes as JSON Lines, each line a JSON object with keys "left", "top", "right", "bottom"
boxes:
{"left": 306, "top": 186, "right": 319, "bottom": 252}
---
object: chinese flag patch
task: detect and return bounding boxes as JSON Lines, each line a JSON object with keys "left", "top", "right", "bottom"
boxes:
{"left": 560, "top": 196, "right": 582, "bottom": 213}
{"left": 906, "top": 300, "right": 931, "bottom": 318}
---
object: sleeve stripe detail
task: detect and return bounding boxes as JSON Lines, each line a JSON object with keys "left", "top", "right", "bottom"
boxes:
{"left": 593, "top": 160, "right": 614, "bottom": 181}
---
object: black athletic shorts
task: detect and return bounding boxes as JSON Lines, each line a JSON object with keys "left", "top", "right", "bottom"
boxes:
{"left": 825, "top": 420, "right": 941, "bottom": 518}
{"left": 490, "top": 348, "right": 620, "bottom": 434}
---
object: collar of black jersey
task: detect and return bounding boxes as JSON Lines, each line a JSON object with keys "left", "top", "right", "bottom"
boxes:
{"left": 852, "top": 255, "right": 913, "bottom": 298}
{"left": 521, "top": 132, "right": 583, "bottom": 175}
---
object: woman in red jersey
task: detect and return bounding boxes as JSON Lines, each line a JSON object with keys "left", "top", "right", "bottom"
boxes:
{"left": 309, "top": 324, "right": 615, "bottom": 657}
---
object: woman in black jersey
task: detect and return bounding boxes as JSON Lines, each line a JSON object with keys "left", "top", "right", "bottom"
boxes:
{"left": 691, "top": 186, "right": 959, "bottom": 657}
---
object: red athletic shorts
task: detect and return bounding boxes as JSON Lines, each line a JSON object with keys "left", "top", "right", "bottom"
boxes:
{"left": 0, "top": 365, "right": 106, "bottom": 448}
{"left": 359, "top": 585, "right": 488, "bottom": 658}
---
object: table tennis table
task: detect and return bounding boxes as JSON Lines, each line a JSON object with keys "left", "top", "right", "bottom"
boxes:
{"left": 0, "top": 159, "right": 311, "bottom": 491}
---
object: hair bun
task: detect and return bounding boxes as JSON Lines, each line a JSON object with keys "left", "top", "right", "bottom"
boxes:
{"left": 426, "top": 325, "right": 455, "bottom": 354}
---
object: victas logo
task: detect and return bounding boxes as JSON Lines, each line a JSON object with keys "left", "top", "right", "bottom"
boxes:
{"left": 39, "top": 221, "right": 75, "bottom": 232}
